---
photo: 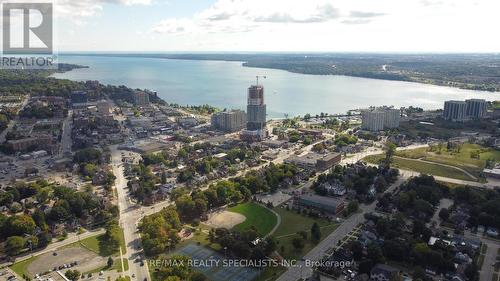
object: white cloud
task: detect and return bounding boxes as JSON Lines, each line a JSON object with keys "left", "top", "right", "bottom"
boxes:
{"left": 55, "top": 0, "right": 152, "bottom": 19}
{"left": 152, "top": 0, "right": 388, "bottom": 35}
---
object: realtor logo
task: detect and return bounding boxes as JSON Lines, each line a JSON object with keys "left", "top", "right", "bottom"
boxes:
{"left": 2, "top": 2, "right": 53, "bottom": 55}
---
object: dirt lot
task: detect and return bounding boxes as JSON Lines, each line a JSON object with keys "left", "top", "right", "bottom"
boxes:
{"left": 205, "top": 210, "right": 246, "bottom": 229}
{"left": 27, "top": 247, "right": 106, "bottom": 276}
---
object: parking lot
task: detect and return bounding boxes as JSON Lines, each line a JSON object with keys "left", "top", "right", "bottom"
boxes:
{"left": 26, "top": 247, "right": 106, "bottom": 279}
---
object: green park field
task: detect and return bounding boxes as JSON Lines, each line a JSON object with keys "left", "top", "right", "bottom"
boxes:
{"left": 228, "top": 202, "right": 278, "bottom": 236}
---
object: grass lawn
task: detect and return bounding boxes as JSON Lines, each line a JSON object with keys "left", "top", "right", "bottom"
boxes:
{"left": 364, "top": 154, "right": 475, "bottom": 181}
{"left": 273, "top": 207, "right": 339, "bottom": 260}
{"left": 73, "top": 229, "right": 125, "bottom": 257}
{"left": 228, "top": 202, "right": 278, "bottom": 236}
{"left": 396, "top": 143, "right": 500, "bottom": 176}
{"left": 10, "top": 256, "right": 37, "bottom": 278}
{"left": 114, "top": 258, "right": 129, "bottom": 272}
{"left": 176, "top": 224, "right": 221, "bottom": 251}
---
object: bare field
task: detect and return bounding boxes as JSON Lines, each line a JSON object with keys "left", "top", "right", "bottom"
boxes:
{"left": 205, "top": 210, "right": 246, "bottom": 229}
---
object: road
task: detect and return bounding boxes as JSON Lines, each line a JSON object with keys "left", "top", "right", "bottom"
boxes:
{"left": 111, "top": 146, "right": 151, "bottom": 281}
{"left": 59, "top": 109, "right": 73, "bottom": 157}
{"left": 276, "top": 172, "right": 412, "bottom": 281}
{"left": 461, "top": 231, "right": 500, "bottom": 281}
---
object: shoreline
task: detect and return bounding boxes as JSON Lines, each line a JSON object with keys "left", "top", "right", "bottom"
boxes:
{"left": 57, "top": 53, "right": 500, "bottom": 93}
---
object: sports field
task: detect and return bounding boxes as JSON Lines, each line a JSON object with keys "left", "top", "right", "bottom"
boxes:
{"left": 228, "top": 202, "right": 278, "bottom": 236}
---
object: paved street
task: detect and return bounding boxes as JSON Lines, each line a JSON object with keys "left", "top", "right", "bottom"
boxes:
{"left": 59, "top": 109, "right": 73, "bottom": 157}
{"left": 111, "top": 146, "right": 151, "bottom": 281}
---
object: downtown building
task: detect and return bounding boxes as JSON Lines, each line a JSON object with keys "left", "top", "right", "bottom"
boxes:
{"left": 241, "top": 84, "right": 267, "bottom": 140}
{"left": 361, "top": 107, "right": 401, "bottom": 132}
{"left": 211, "top": 109, "right": 247, "bottom": 132}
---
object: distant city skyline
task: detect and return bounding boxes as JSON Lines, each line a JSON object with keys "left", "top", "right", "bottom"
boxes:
{"left": 42, "top": 0, "right": 500, "bottom": 53}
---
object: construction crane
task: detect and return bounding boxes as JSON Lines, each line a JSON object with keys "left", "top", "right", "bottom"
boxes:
{"left": 256, "top": 75, "right": 267, "bottom": 86}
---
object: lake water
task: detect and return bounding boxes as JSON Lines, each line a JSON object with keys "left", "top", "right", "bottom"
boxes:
{"left": 53, "top": 55, "right": 497, "bottom": 118}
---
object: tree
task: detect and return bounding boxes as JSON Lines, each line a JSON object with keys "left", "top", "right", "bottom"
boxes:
{"left": 292, "top": 236, "right": 305, "bottom": 250}
{"left": 161, "top": 171, "right": 167, "bottom": 184}
{"left": 65, "top": 270, "right": 81, "bottom": 281}
{"left": 347, "top": 201, "right": 359, "bottom": 215}
{"left": 105, "top": 222, "right": 121, "bottom": 250}
{"left": 367, "top": 243, "right": 385, "bottom": 264}
{"left": 384, "top": 142, "right": 397, "bottom": 167}
{"left": 107, "top": 257, "right": 114, "bottom": 268}
{"left": 5, "top": 236, "right": 25, "bottom": 256}
{"left": 464, "top": 263, "right": 479, "bottom": 281}
{"left": 438, "top": 208, "right": 450, "bottom": 221}
{"left": 311, "top": 222, "right": 321, "bottom": 242}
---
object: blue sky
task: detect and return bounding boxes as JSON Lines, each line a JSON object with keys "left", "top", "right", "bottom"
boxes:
{"left": 51, "top": 0, "right": 500, "bottom": 52}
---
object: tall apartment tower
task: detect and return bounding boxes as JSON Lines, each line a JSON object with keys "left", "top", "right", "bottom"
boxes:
{"left": 466, "top": 99, "right": 487, "bottom": 119}
{"left": 361, "top": 107, "right": 400, "bottom": 132}
{"left": 361, "top": 110, "right": 386, "bottom": 131}
{"left": 241, "top": 84, "right": 267, "bottom": 140}
{"left": 443, "top": 100, "right": 467, "bottom": 122}
{"left": 246, "top": 85, "right": 267, "bottom": 131}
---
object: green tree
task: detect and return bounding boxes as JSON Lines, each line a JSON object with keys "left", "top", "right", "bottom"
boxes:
{"left": 384, "top": 142, "right": 397, "bottom": 167}
{"left": 65, "top": 270, "right": 81, "bottom": 281}
{"left": 438, "top": 208, "right": 450, "bottom": 221}
{"left": 161, "top": 171, "right": 167, "bottom": 184}
{"left": 292, "top": 236, "right": 305, "bottom": 250}
{"left": 107, "top": 257, "right": 114, "bottom": 268}
{"left": 311, "top": 222, "right": 321, "bottom": 242}
{"left": 347, "top": 201, "right": 359, "bottom": 215}
{"left": 5, "top": 236, "right": 25, "bottom": 256}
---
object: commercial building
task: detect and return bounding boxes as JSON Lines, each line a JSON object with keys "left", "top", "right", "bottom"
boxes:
{"left": 134, "top": 91, "right": 150, "bottom": 106}
{"left": 316, "top": 153, "right": 342, "bottom": 170}
{"left": 97, "top": 100, "right": 111, "bottom": 115}
{"left": 177, "top": 116, "right": 198, "bottom": 128}
{"left": 296, "top": 194, "right": 345, "bottom": 215}
{"left": 211, "top": 110, "right": 247, "bottom": 132}
{"left": 361, "top": 107, "right": 400, "bottom": 131}
{"left": 7, "top": 135, "right": 53, "bottom": 152}
{"left": 285, "top": 152, "right": 341, "bottom": 171}
{"left": 71, "top": 91, "right": 88, "bottom": 105}
{"left": 466, "top": 99, "right": 487, "bottom": 119}
{"left": 242, "top": 84, "right": 267, "bottom": 140}
{"left": 443, "top": 100, "right": 468, "bottom": 122}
